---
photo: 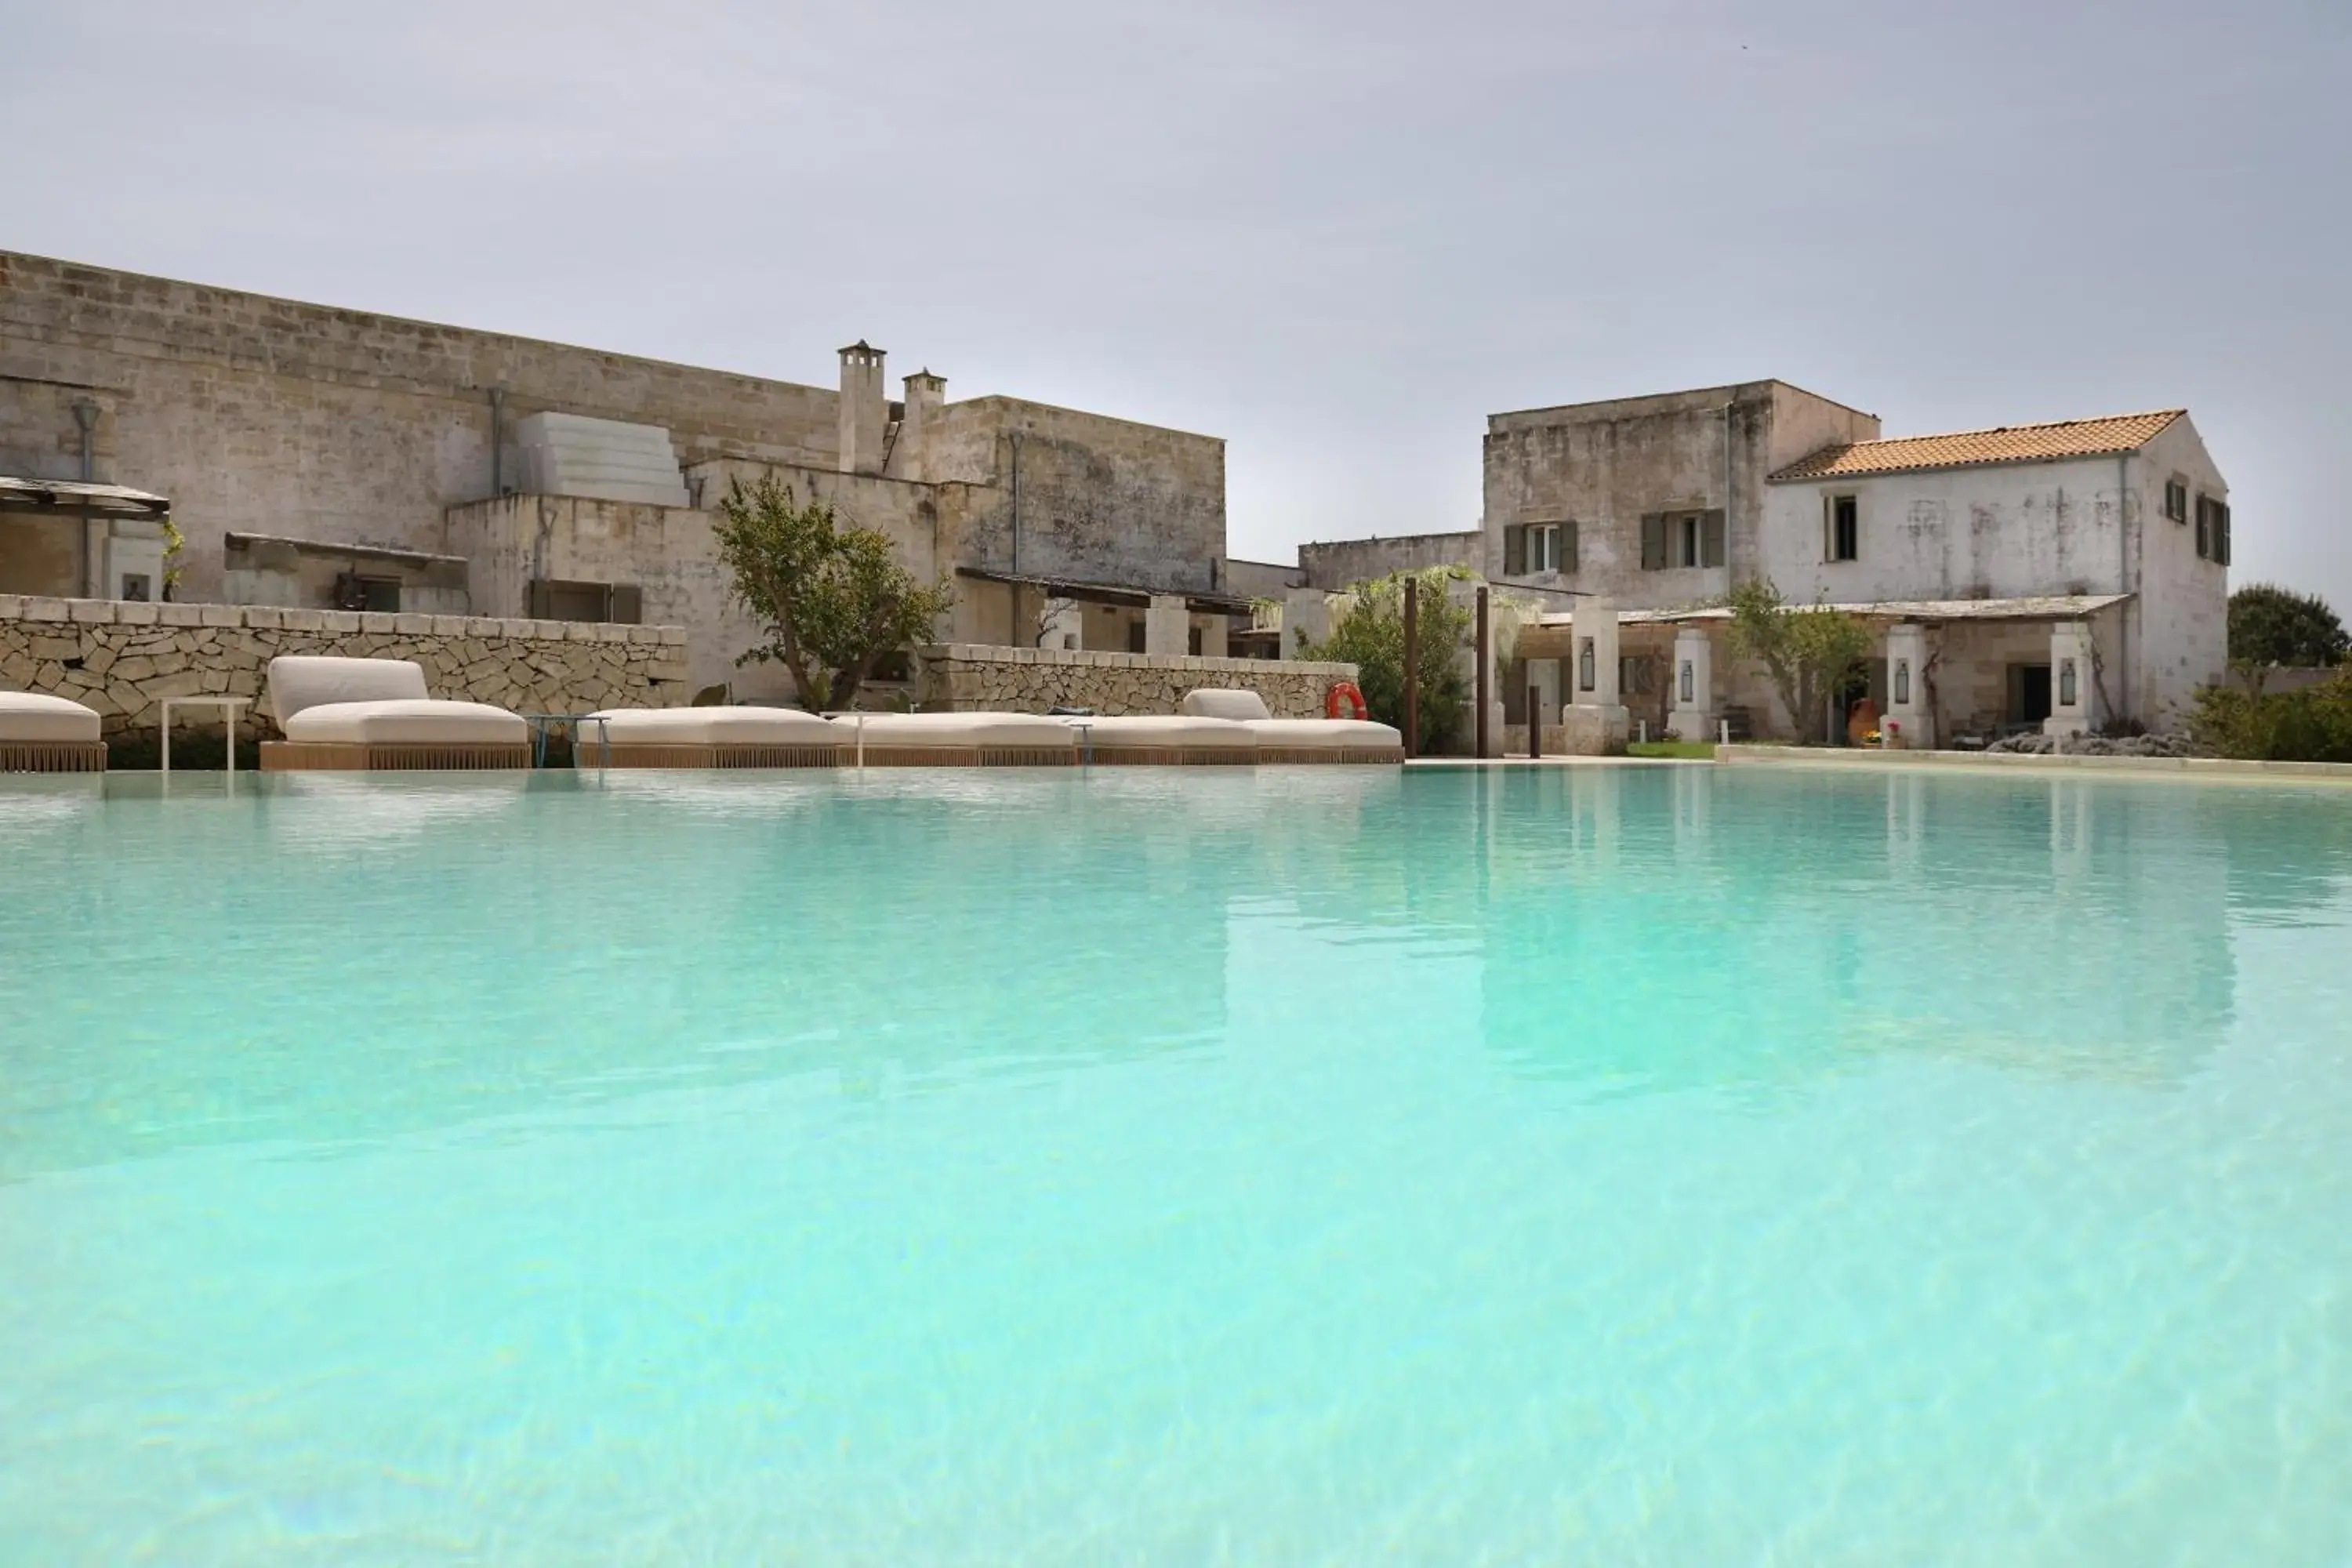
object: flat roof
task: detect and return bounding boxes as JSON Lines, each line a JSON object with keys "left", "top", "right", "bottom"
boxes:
{"left": 955, "top": 566, "right": 1255, "bottom": 615}
{"left": 0, "top": 475, "right": 170, "bottom": 514}
{"left": 224, "top": 531, "right": 468, "bottom": 568}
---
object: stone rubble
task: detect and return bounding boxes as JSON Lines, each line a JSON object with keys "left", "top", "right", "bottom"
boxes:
{"left": 1982, "top": 730, "right": 2205, "bottom": 759}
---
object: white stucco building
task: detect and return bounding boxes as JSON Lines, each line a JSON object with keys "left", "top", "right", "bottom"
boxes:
{"left": 1476, "top": 383, "right": 2231, "bottom": 742}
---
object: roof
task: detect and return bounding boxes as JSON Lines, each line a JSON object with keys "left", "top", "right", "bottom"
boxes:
{"left": 953, "top": 565, "right": 1255, "bottom": 615}
{"left": 223, "top": 531, "right": 467, "bottom": 568}
{"left": 1531, "top": 593, "right": 2132, "bottom": 628}
{"left": 1770, "top": 411, "right": 2183, "bottom": 481}
{"left": 0, "top": 475, "right": 171, "bottom": 514}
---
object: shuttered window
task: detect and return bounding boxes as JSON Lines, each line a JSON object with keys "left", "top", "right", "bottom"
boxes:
{"left": 1503, "top": 525, "right": 1526, "bottom": 576}
{"left": 2197, "top": 496, "right": 2233, "bottom": 564}
{"left": 1700, "top": 509, "right": 1726, "bottom": 568}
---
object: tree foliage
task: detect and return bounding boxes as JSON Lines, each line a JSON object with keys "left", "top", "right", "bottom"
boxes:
{"left": 2190, "top": 668, "right": 2352, "bottom": 762}
{"left": 2228, "top": 584, "right": 2347, "bottom": 668}
{"left": 712, "top": 475, "right": 957, "bottom": 711}
{"left": 1301, "top": 567, "right": 1475, "bottom": 753}
{"left": 1722, "top": 578, "right": 1873, "bottom": 743}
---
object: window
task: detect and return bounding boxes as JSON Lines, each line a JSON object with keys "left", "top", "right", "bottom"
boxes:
{"left": 2194, "top": 495, "right": 2232, "bottom": 565}
{"left": 2164, "top": 478, "right": 2189, "bottom": 523}
{"left": 1640, "top": 510, "right": 1724, "bottom": 570}
{"left": 1824, "top": 495, "right": 1860, "bottom": 563}
{"left": 336, "top": 573, "right": 402, "bottom": 612}
{"left": 529, "top": 579, "right": 643, "bottom": 622}
{"left": 1503, "top": 521, "right": 1576, "bottom": 576}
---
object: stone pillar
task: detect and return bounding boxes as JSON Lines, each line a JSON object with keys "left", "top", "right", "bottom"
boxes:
{"left": 1564, "top": 597, "right": 1628, "bottom": 755}
{"left": 837, "top": 340, "right": 887, "bottom": 475}
{"left": 1198, "top": 615, "right": 1228, "bottom": 659}
{"left": 2044, "top": 621, "right": 2099, "bottom": 739}
{"left": 1145, "top": 594, "right": 1189, "bottom": 657}
{"left": 1279, "top": 589, "right": 1329, "bottom": 660}
{"left": 1883, "top": 622, "right": 1934, "bottom": 750}
{"left": 1667, "top": 625, "right": 1714, "bottom": 744}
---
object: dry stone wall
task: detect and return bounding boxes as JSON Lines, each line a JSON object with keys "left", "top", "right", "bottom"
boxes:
{"left": 916, "top": 644, "right": 1356, "bottom": 718}
{"left": 0, "top": 596, "right": 689, "bottom": 741}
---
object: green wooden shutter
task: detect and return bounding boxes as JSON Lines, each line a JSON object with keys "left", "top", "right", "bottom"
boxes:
{"left": 1700, "top": 510, "right": 1726, "bottom": 568}
{"left": 1503, "top": 525, "right": 1526, "bottom": 576}
{"left": 1561, "top": 520, "right": 1579, "bottom": 575}
{"left": 1640, "top": 514, "right": 1666, "bottom": 571}
{"left": 2217, "top": 504, "right": 2231, "bottom": 566}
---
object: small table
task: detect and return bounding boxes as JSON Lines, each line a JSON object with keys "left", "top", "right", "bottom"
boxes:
{"left": 160, "top": 696, "right": 252, "bottom": 775}
{"left": 521, "top": 713, "right": 615, "bottom": 768}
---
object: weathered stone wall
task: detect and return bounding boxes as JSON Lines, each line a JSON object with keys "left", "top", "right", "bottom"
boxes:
{"left": 0, "top": 250, "right": 840, "bottom": 603}
{"left": 916, "top": 644, "right": 1356, "bottom": 718}
{"left": 0, "top": 595, "right": 688, "bottom": 740}
{"left": 1298, "top": 532, "right": 1480, "bottom": 591}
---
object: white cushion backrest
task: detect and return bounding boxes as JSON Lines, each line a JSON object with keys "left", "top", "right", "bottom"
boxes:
{"left": 267, "top": 655, "right": 428, "bottom": 726}
{"left": 1178, "top": 687, "right": 1272, "bottom": 722}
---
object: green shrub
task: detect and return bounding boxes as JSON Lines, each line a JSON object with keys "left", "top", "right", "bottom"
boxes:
{"left": 1301, "top": 567, "right": 1474, "bottom": 753}
{"left": 2189, "top": 669, "right": 2352, "bottom": 762}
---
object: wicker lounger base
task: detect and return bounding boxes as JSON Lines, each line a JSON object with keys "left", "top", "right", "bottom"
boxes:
{"left": 1254, "top": 746, "right": 1408, "bottom": 765}
{"left": 579, "top": 742, "right": 848, "bottom": 769}
{"left": 0, "top": 740, "right": 107, "bottom": 773}
{"left": 855, "top": 746, "right": 1079, "bottom": 768}
{"left": 1085, "top": 747, "right": 1258, "bottom": 766}
{"left": 260, "top": 741, "right": 534, "bottom": 771}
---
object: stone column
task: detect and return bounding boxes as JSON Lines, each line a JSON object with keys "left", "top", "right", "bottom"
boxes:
{"left": 1882, "top": 622, "right": 1934, "bottom": 750}
{"left": 1145, "top": 594, "right": 1189, "bottom": 657}
{"left": 1279, "top": 589, "right": 1329, "bottom": 661}
{"left": 1667, "top": 625, "right": 1714, "bottom": 744}
{"left": 1198, "top": 615, "right": 1228, "bottom": 659}
{"left": 2044, "top": 621, "right": 2098, "bottom": 739}
{"left": 1564, "top": 597, "right": 1629, "bottom": 755}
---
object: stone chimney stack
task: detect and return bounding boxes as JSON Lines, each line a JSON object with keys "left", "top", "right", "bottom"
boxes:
{"left": 837, "top": 340, "right": 887, "bottom": 475}
{"left": 894, "top": 368, "right": 946, "bottom": 481}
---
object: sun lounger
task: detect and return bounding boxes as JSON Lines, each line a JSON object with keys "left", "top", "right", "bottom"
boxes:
{"left": 260, "top": 655, "right": 530, "bottom": 771}
{"left": 1073, "top": 713, "right": 1257, "bottom": 764}
{"left": 0, "top": 691, "right": 106, "bottom": 771}
{"left": 1178, "top": 688, "right": 1405, "bottom": 763}
{"left": 832, "top": 712, "right": 1079, "bottom": 767}
{"left": 573, "top": 706, "right": 848, "bottom": 768}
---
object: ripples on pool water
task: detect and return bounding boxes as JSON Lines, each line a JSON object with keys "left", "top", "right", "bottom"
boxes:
{"left": 2, "top": 766, "right": 2350, "bottom": 1564}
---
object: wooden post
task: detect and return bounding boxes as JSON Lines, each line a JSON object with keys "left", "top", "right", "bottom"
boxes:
{"left": 1527, "top": 684, "right": 1542, "bottom": 760}
{"left": 1475, "top": 586, "right": 1490, "bottom": 760}
{"left": 1402, "top": 576, "right": 1420, "bottom": 758}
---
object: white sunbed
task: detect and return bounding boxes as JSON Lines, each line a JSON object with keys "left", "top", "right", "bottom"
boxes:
{"left": 1178, "top": 688, "right": 1405, "bottom": 764}
{"left": 830, "top": 711, "right": 1079, "bottom": 767}
{"left": 573, "top": 706, "right": 848, "bottom": 768}
{"left": 260, "top": 655, "right": 530, "bottom": 771}
{"left": 0, "top": 691, "right": 106, "bottom": 772}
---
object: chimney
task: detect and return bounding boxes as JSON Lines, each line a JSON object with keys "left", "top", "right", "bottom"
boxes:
{"left": 895, "top": 368, "right": 946, "bottom": 481}
{"left": 837, "top": 340, "right": 887, "bottom": 475}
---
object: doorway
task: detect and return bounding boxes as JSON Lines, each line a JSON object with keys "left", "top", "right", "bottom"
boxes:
{"left": 2008, "top": 663, "right": 2053, "bottom": 726}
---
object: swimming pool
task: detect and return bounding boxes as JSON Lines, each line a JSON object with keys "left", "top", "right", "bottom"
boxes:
{"left": 3, "top": 766, "right": 2349, "bottom": 1563}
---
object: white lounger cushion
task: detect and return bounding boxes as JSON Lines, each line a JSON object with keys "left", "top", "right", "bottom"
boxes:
{"left": 1178, "top": 688, "right": 1274, "bottom": 722}
{"left": 1245, "top": 718, "right": 1404, "bottom": 749}
{"left": 267, "top": 655, "right": 428, "bottom": 726}
{"left": 584, "top": 707, "right": 841, "bottom": 746}
{"left": 0, "top": 691, "right": 102, "bottom": 742}
{"left": 281, "top": 699, "right": 529, "bottom": 745}
{"left": 833, "top": 712, "right": 1076, "bottom": 749}
{"left": 1080, "top": 715, "right": 1255, "bottom": 750}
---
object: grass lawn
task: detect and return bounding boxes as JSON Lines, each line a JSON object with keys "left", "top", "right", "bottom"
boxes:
{"left": 1626, "top": 740, "right": 1719, "bottom": 760}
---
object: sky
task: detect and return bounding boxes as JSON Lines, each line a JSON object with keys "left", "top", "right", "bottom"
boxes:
{"left": 6, "top": 0, "right": 2348, "bottom": 607}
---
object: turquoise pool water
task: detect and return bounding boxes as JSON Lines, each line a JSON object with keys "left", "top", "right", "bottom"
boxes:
{"left": 3, "top": 765, "right": 2350, "bottom": 1563}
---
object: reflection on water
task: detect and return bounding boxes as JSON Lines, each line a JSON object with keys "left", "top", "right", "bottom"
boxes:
{"left": 4, "top": 765, "right": 2351, "bottom": 1563}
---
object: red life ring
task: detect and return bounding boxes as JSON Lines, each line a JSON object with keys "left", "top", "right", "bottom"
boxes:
{"left": 1327, "top": 681, "right": 1369, "bottom": 720}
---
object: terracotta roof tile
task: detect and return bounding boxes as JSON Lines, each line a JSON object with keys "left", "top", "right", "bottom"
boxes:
{"left": 1769, "top": 410, "right": 2184, "bottom": 481}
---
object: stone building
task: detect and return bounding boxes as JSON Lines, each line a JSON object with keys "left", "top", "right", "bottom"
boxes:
{"left": 1475, "top": 382, "right": 2230, "bottom": 741}
{"left": 0, "top": 252, "right": 1258, "bottom": 702}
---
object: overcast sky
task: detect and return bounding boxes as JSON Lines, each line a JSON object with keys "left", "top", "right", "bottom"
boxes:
{"left": 8, "top": 0, "right": 2348, "bottom": 606}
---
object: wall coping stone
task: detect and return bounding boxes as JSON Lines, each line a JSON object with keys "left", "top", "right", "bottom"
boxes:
{"left": 916, "top": 642, "right": 1357, "bottom": 680}
{"left": 0, "top": 596, "right": 687, "bottom": 647}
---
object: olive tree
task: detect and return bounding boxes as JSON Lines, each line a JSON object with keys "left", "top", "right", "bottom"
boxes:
{"left": 712, "top": 475, "right": 957, "bottom": 711}
{"left": 1723, "top": 578, "right": 1873, "bottom": 743}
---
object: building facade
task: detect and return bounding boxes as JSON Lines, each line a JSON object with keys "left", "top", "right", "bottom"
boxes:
{"left": 0, "top": 252, "right": 1254, "bottom": 701}
{"left": 1479, "top": 382, "right": 2230, "bottom": 740}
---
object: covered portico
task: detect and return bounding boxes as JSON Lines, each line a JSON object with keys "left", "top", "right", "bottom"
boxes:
{"left": 1506, "top": 593, "right": 2135, "bottom": 746}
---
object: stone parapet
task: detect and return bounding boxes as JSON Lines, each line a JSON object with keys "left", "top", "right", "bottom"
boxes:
{"left": 0, "top": 596, "right": 690, "bottom": 739}
{"left": 913, "top": 643, "right": 1357, "bottom": 718}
